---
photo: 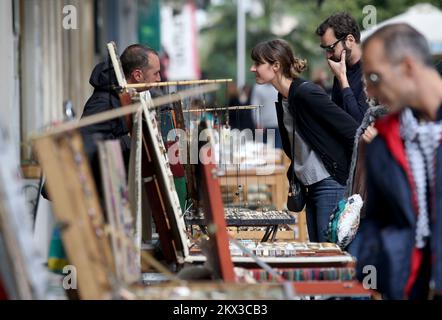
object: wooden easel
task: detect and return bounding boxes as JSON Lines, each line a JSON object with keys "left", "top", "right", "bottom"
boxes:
{"left": 107, "top": 42, "right": 183, "bottom": 264}
{"left": 198, "top": 147, "right": 236, "bottom": 282}
{"left": 34, "top": 132, "right": 114, "bottom": 300}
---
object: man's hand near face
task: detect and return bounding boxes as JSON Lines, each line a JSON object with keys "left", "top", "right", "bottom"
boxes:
{"left": 327, "top": 50, "right": 349, "bottom": 89}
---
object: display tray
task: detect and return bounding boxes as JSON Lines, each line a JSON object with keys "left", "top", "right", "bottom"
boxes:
{"left": 185, "top": 208, "right": 297, "bottom": 226}
{"left": 185, "top": 241, "right": 354, "bottom": 267}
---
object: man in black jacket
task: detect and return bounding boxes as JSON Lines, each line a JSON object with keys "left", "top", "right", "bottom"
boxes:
{"left": 80, "top": 44, "right": 160, "bottom": 167}
{"left": 80, "top": 44, "right": 161, "bottom": 196}
{"left": 316, "top": 13, "right": 369, "bottom": 124}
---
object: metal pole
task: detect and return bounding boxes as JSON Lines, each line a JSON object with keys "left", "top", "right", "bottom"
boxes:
{"left": 237, "top": 0, "right": 246, "bottom": 89}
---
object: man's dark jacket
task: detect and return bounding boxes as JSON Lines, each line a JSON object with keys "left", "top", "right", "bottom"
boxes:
{"left": 79, "top": 60, "right": 132, "bottom": 196}
{"left": 356, "top": 109, "right": 442, "bottom": 299}
{"left": 80, "top": 60, "right": 130, "bottom": 155}
{"left": 41, "top": 60, "right": 130, "bottom": 200}
{"left": 331, "top": 60, "right": 369, "bottom": 124}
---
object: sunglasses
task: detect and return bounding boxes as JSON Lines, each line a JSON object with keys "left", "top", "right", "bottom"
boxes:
{"left": 320, "top": 36, "right": 347, "bottom": 53}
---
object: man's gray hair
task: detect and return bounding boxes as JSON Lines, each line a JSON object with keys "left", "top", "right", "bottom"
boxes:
{"left": 363, "top": 23, "right": 432, "bottom": 67}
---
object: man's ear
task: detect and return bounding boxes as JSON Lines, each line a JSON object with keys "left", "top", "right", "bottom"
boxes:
{"left": 345, "top": 34, "right": 356, "bottom": 48}
{"left": 401, "top": 56, "right": 416, "bottom": 77}
{"left": 132, "top": 69, "right": 143, "bottom": 82}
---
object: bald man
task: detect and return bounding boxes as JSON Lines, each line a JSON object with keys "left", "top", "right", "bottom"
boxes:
{"left": 357, "top": 23, "right": 442, "bottom": 300}
{"left": 80, "top": 44, "right": 161, "bottom": 196}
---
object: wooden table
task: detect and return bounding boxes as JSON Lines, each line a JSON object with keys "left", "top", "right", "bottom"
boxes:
{"left": 186, "top": 213, "right": 297, "bottom": 242}
{"left": 217, "top": 164, "right": 288, "bottom": 210}
{"left": 214, "top": 153, "right": 308, "bottom": 242}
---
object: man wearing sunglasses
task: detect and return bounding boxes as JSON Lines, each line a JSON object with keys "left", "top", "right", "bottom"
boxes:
{"left": 316, "top": 13, "right": 369, "bottom": 124}
{"left": 357, "top": 24, "right": 442, "bottom": 300}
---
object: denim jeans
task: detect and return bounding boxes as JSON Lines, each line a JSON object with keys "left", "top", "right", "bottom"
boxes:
{"left": 305, "top": 176, "right": 345, "bottom": 242}
{"left": 346, "top": 229, "right": 361, "bottom": 257}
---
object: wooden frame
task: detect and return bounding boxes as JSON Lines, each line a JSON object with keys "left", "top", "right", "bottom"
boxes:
{"left": 97, "top": 140, "right": 140, "bottom": 284}
{"left": 198, "top": 151, "right": 236, "bottom": 282}
{"left": 138, "top": 93, "right": 190, "bottom": 263}
{"left": 34, "top": 132, "right": 114, "bottom": 299}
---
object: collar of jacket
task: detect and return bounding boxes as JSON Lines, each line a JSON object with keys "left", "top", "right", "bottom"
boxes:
{"left": 375, "top": 113, "right": 419, "bottom": 216}
{"left": 277, "top": 77, "right": 307, "bottom": 104}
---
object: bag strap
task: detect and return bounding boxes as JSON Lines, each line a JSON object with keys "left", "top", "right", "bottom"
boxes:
{"left": 290, "top": 81, "right": 308, "bottom": 185}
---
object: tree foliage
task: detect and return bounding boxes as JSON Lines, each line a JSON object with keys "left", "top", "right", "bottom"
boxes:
{"left": 199, "top": 0, "right": 442, "bottom": 85}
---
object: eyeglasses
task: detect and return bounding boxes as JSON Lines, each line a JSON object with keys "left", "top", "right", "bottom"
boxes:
{"left": 366, "top": 72, "right": 381, "bottom": 86}
{"left": 320, "top": 36, "right": 347, "bottom": 53}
